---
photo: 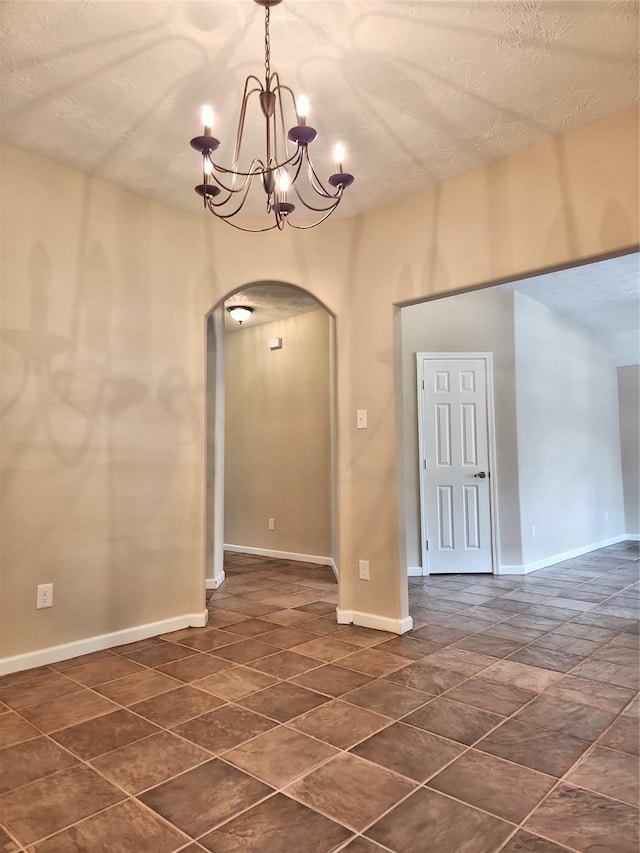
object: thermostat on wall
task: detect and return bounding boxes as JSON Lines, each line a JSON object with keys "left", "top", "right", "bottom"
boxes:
{"left": 268, "top": 337, "right": 283, "bottom": 350}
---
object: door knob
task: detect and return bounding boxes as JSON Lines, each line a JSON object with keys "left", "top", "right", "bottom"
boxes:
{"left": 474, "top": 471, "right": 487, "bottom": 479}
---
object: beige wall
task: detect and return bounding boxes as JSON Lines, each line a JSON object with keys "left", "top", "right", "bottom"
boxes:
{"left": 618, "top": 364, "right": 640, "bottom": 536}
{"left": 1, "top": 106, "right": 638, "bottom": 663}
{"left": 514, "top": 293, "right": 625, "bottom": 564}
{"left": 224, "top": 309, "right": 332, "bottom": 559}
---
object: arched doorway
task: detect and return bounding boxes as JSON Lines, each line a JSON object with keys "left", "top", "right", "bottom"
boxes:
{"left": 205, "top": 281, "right": 338, "bottom": 593}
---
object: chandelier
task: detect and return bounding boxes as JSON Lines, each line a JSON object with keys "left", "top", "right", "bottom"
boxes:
{"left": 190, "top": 0, "right": 354, "bottom": 232}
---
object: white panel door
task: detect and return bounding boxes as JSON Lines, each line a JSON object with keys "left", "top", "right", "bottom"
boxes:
{"left": 418, "top": 355, "right": 494, "bottom": 574}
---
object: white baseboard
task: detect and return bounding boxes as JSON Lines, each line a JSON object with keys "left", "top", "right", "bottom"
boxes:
{"left": 336, "top": 609, "right": 413, "bottom": 635}
{"left": 497, "top": 534, "right": 631, "bottom": 576}
{"left": 329, "top": 560, "right": 339, "bottom": 581}
{"left": 224, "top": 544, "right": 335, "bottom": 568}
{"left": 206, "top": 572, "right": 226, "bottom": 590}
{"left": 624, "top": 534, "right": 640, "bottom": 541}
{"left": 0, "top": 610, "right": 209, "bottom": 677}
{"left": 407, "top": 566, "right": 423, "bottom": 577}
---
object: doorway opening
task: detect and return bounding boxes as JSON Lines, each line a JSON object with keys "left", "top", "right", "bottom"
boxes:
{"left": 205, "top": 281, "right": 338, "bottom": 593}
{"left": 399, "top": 250, "right": 638, "bottom": 581}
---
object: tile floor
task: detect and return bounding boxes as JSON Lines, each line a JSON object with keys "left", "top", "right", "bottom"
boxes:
{"left": 0, "top": 543, "right": 638, "bottom": 852}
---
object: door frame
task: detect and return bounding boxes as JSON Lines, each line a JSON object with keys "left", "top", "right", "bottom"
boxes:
{"left": 416, "top": 352, "right": 499, "bottom": 576}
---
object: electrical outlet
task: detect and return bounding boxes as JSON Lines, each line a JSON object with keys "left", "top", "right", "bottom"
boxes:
{"left": 356, "top": 409, "right": 368, "bottom": 429}
{"left": 36, "top": 583, "right": 53, "bottom": 609}
{"left": 268, "top": 518, "right": 275, "bottom": 531}
{"left": 358, "top": 559, "right": 370, "bottom": 580}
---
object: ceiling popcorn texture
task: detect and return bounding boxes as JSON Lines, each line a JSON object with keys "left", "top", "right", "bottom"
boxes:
{"left": 0, "top": 0, "right": 638, "bottom": 219}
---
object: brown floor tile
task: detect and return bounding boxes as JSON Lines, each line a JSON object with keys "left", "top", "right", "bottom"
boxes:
{"left": 91, "top": 730, "right": 209, "bottom": 793}
{"left": 566, "top": 746, "right": 639, "bottom": 806}
{"left": 478, "top": 719, "right": 590, "bottom": 777}
{"left": 111, "top": 637, "right": 164, "bottom": 655}
{"left": 206, "top": 611, "right": 252, "bottom": 629}
{"left": 291, "top": 664, "right": 373, "bottom": 698}
{"left": 0, "top": 825, "right": 19, "bottom": 853}
{"left": 262, "top": 609, "right": 318, "bottom": 627}
{"left": 534, "top": 633, "right": 602, "bottom": 657}
{"left": 0, "top": 672, "right": 83, "bottom": 710}
{"left": 352, "top": 722, "right": 464, "bottom": 782}
{"left": 423, "top": 648, "right": 496, "bottom": 676}
{"left": 28, "top": 797, "right": 187, "bottom": 853}
{"left": 19, "top": 688, "right": 118, "bottom": 733}
{"left": 198, "top": 792, "right": 351, "bottom": 853}
{"left": 341, "top": 836, "right": 392, "bottom": 851}
{"left": 49, "top": 650, "right": 116, "bottom": 672}
{"left": 545, "top": 674, "right": 635, "bottom": 714}
{"left": 124, "top": 641, "right": 199, "bottom": 667}
{"left": 178, "top": 629, "right": 241, "bottom": 652}
{"left": 194, "top": 666, "right": 277, "bottom": 701}
{"left": 403, "top": 698, "right": 503, "bottom": 745}
{"left": 570, "top": 658, "right": 640, "bottom": 690}
{"left": 0, "top": 737, "right": 77, "bottom": 795}
{"left": 139, "top": 758, "right": 273, "bottom": 838}
{"left": 295, "top": 601, "right": 337, "bottom": 616}
{"left": 211, "top": 639, "right": 278, "bottom": 664}
{"left": 337, "top": 649, "right": 409, "bottom": 678}
{"left": 258, "top": 626, "right": 317, "bottom": 649}
{"left": 173, "top": 704, "right": 277, "bottom": 753}
{"left": 156, "top": 653, "right": 233, "bottom": 683}
{"left": 385, "top": 661, "right": 466, "bottom": 694}
{"left": 224, "top": 618, "right": 279, "bottom": 638}
{"left": 0, "top": 765, "right": 124, "bottom": 846}
{"left": 94, "top": 668, "right": 182, "bottom": 705}
{"left": 222, "top": 726, "right": 337, "bottom": 787}
{"left": 290, "top": 700, "right": 389, "bottom": 749}
{"left": 292, "top": 636, "right": 361, "bottom": 662}
{"left": 373, "top": 636, "right": 442, "bottom": 660}
{"left": 250, "top": 651, "right": 321, "bottom": 679}
{"left": 594, "top": 645, "right": 640, "bottom": 666}
{"left": 0, "top": 712, "right": 40, "bottom": 749}
{"left": 62, "top": 655, "right": 146, "bottom": 687}
{"left": 333, "top": 626, "right": 395, "bottom": 648}
{"left": 302, "top": 616, "right": 352, "bottom": 636}
{"left": 515, "top": 694, "right": 615, "bottom": 741}
{"left": 428, "top": 749, "right": 556, "bottom": 822}
{"left": 366, "top": 786, "right": 513, "bottom": 853}
{"left": 444, "top": 677, "right": 536, "bottom": 716}
{"left": 526, "top": 784, "right": 639, "bottom": 853}
{"left": 554, "top": 623, "right": 620, "bottom": 642}
{"left": 408, "top": 625, "right": 468, "bottom": 644}
{"left": 481, "top": 660, "right": 562, "bottom": 692}
{"left": 500, "top": 830, "right": 578, "bottom": 852}
{"left": 454, "top": 634, "right": 525, "bottom": 658}
{"left": 130, "top": 686, "right": 225, "bottom": 727}
{"left": 238, "top": 682, "right": 330, "bottom": 722}
{"left": 51, "top": 707, "right": 160, "bottom": 759}
{"left": 342, "top": 679, "right": 432, "bottom": 719}
{"left": 285, "top": 752, "right": 415, "bottom": 832}
{"left": 508, "top": 646, "right": 584, "bottom": 673}
{"left": 598, "top": 715, "right": 640, "bottom": 755}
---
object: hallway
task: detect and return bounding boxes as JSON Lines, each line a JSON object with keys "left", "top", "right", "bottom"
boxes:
{"left": 0, "top": 544, "right": 637, "bottom": 851}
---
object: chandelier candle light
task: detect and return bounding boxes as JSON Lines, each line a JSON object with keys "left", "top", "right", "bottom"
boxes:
{"left": 190, "top": 0, "right": 354, "bottom": 232}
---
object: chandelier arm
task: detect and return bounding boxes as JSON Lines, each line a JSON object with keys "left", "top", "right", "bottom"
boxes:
{"left": 287, "top": 203, "right": 342, "bottom": 230}
{"left": 304, "top": 152, "right": 340, "bottom": 199}
{"left": 209, "top": 160, "right": 269, "bottom": 200}
{"left": 210, "top": 148, "right": 301, "bottom": 181}
{"left": 207, "top": 178, "right": 254, "bottom": 218}
{"left": 290, "top": 181, "right": 344, "bottom": 213}
{"left": 230, "top": 77, "right": 265, "bottom": 176}
{"left": 270, "top": 75, "right": 297, "bottom": 166}
{"left": 219, "top": 217, "right": 280, "bottom": 234}
{"left": 209, "top": 158, "right": 266, "bottom": 194}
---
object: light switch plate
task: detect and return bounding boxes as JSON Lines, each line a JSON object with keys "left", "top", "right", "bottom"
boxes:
{"left": 356, "top": 409, "right": 367, "bottom": 429}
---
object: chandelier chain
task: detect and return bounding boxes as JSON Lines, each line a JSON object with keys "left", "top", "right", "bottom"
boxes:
{"left": 264, "top": 4, "right": 271, "bottom": 83}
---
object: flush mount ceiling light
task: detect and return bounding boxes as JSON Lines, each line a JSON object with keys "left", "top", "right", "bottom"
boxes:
{"left": 190, "top": 0, "right": 354, "bottom": 233}
{"left": 227, "top": 306, "right": 254, "bottom": 324}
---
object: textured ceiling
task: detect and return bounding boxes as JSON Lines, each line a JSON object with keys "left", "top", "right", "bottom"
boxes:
{"left": 0, "top": 1, "right": 638, "bottom": 220}
{"left": 501, "top": 252, "right": 640, "bottom": 366}
{"left": 224, "top": 282, "right": 321, "bottom": 330}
